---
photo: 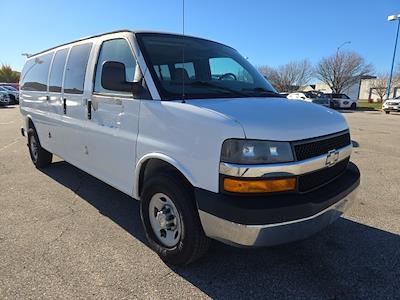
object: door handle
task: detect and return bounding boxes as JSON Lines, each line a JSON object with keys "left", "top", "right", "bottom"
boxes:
{"left": 87, "top": 99, "right": 92, "bottom": 120}
{"left": 63, "top": 98, "right": 67, "bottom": 115}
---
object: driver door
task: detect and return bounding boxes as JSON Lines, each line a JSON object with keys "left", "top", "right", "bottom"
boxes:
{"left": 85, "top": 38, "right": 142, "bottom": 195}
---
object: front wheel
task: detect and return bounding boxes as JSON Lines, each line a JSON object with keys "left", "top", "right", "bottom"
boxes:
{"left": 140, "top": 173, "right": 210, "bottom": 265}
{"left": 385, "top": 111, "right": 390, "bottom": 114}
{"left": 27, "top": 128, "right": 53, "bottom": 168}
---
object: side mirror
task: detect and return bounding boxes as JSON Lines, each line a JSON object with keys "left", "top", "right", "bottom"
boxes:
{"left": 101, "top": 61, "right": 143, "bottom": 94}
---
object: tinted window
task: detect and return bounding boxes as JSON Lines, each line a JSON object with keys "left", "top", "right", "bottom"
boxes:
{"left": 210, "top": 57, "right": 253, "bottom": 83}
{"left": 137, "top": 33, "right": 276, "bottom": 100}
{"left": 64, "top": 43, "right": 92, "bottom": 94}
{"left": 49, "top": 48, "right": 68, "bottom": 93}
{"left": 94, "top": 39, "right": 136, "bottom": 94}
{"left": 21, "top": 53, "right": 53, "bottom": 91}
{"left": 174, "top": 62, "right": 195, "bottom": 79}
{"left": 154, "top": 64, "right": 171, "bottom": 80}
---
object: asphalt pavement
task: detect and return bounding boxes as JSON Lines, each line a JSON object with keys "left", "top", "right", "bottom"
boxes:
{"left": 0, "top": 106, "right": 399, "bottom": 299}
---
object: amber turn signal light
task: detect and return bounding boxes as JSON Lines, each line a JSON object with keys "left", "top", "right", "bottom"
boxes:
{"left": 223, "top": 177, "right": 296, "bottom": 193}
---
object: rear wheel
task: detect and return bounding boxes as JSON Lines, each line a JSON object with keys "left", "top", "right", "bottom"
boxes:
{"left": 140, "top": 172, "right": 210, "bottom": 265}
{"left": 27, "top": 128, "right": 52, "bottom": 168}
{"left": 350, "top": 103, "right": 356, "bottom": 110}
{"left": 385, "top": 111, "right": 390, "bottom": 114}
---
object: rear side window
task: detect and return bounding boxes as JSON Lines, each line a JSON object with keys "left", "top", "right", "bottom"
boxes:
{"left": 49, "top": 48, "right": 68, "bottom": 93}
{"left": 21, "top": 53, "right": 53, "bottom": 91}
{"left": 154, "top": 64, "right": 171, "bottom": 80}
{"left": 64, "top": 43, "right": 92, "bottom": 94}
{"left": 174, "top": 62, "right": 195, "bottom": 79}
{"left": 94, "top": 39, "right": 136, "bottom": 94}
{"left": 209, "top": 57, "right": 253, "bottom": 83}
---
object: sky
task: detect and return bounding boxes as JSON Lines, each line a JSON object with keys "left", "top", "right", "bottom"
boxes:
{"left": 1, "top": 0, "right": 398, "bottom": 81}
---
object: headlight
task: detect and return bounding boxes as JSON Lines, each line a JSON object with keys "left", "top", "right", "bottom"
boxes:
{"left": 221, "top": 139, "right": 294, "bottom": 164}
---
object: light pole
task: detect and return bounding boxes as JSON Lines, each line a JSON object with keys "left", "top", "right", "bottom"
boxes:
{"left": 336, "top": 41, "right": 351, "bottom": 55}
{"left": 332, "top": 41, "right": 351, "bottom": 94}
{"left": 386, "top": 14, "right": 400, "bottom": 100}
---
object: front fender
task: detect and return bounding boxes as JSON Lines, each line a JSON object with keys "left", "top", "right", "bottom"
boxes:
{"left": 133, "top": 152, "right": 196, "bottom": 200}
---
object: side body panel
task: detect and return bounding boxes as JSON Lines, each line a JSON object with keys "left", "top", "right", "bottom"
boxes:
{"left": 135, "top": 100, "right": 245, "bottom": 196}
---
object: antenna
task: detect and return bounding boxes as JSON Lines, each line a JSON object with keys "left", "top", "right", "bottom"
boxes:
{"left": 181, "top": 0, "right": 186, "bottom": 103}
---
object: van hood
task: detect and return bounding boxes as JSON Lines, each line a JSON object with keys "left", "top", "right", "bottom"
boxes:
{"left": 185, "top": 97, "right": 348, "bottom": 141}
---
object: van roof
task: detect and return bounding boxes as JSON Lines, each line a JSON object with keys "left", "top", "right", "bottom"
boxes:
{"left": 28, "top": 29, "right": 224, "bottom": 58}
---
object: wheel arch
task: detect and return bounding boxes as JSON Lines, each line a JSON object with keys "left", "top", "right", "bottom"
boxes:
{"left": 24, "top": 114, "right": 35, "bottom": 131}
{"left": 134, "top": 153, "right": 196, "bottom": 200}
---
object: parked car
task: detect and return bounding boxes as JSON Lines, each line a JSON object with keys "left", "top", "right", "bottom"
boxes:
{"left": 19, "top": 30, "right": 360, "bottom": 265}
{"left": 287, "top": 91, "right": 330, "bottom": 107}
{"left": 383, "top": 96, "right": 400, "bottom": 114}
{"left": 0, "top": 83, "right": 19, "bottom": 90}
{"left": 0, "top": 86, "right": 19, "bottom": 104}
{"left": 324, "top": 93, "right": 357, "bottom": 110}
{"left": 279, "top": 92, "right": 289, "bottom": 98}
{"left": 0, "top": 90, "right": 11, "bottom": 106}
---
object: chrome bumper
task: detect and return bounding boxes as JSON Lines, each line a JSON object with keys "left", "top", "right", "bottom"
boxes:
{"left": 198, "top": 185, "right": 358, "bottom": 247}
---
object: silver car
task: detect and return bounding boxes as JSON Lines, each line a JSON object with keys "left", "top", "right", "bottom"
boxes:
{"left": 0, "top": 86, "right": 19, "bottom": 104}
{"left": 0, "top": 91, "right": 11, "bottom": 106}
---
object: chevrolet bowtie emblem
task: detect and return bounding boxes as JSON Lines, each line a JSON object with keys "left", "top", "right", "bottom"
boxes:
{"left": 326, "top": 149, "right": 339, "bottom": 167}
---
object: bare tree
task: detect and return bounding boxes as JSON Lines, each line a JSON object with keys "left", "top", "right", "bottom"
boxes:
{"left": 315, "top": 51, "right": 373, "bottom": 94}
{"left": 369, "top": 75, "right": 388, "bottom": 101}
{"left": 257, "top": 60, "right": 313, "bottom": 92}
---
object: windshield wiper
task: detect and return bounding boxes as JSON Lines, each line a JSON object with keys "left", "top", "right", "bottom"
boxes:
{"left": 184, "top": 81, "right": 248, "bottom": 97}
{"left": 242, "top": 87, "right": 284, "bottom": 97}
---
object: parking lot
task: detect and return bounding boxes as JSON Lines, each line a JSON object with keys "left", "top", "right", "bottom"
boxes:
{"left": 0, "top": 106, "right": 399, "bottom": 299}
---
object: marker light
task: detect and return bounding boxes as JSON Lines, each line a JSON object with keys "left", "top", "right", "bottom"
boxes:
{"left": 223, "top": 177, "right": 296, "bottom": 193}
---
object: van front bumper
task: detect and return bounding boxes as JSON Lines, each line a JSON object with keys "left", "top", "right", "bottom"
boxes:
{"left": 195, "top": 162, "right": 360, "bottom": 247}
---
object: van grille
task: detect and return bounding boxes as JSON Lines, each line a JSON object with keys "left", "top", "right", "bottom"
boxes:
{"left": 298, "top": 158, "right": 349, "bottom": 192}
{"left": 293, "top": 132, "right": 351, "bottom": 161}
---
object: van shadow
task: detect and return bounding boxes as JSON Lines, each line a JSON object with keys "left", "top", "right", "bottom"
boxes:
{"left": 40, "top": 161, "right": 400, "bottom": 299}
{"left": 40, "top": 160, "right": 147, "bottom": 244}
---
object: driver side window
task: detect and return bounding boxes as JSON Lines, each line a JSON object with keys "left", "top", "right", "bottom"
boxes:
{"left": 94, "top": 38, "right": 136, "bottom": 94}
{"left": 209, "top": 57, "right": 253, "bottom": 83}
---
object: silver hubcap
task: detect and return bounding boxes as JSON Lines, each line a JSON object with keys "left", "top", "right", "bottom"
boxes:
{"left": 30, "top": 135, "right": 38, "bottom": 161}
{"left": 149, "top": 193, "right": 182, "bottom": 248}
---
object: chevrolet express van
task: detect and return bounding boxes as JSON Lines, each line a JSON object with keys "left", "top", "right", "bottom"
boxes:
{"left": 20, "top": 30, "right": 360, "bottom": 265}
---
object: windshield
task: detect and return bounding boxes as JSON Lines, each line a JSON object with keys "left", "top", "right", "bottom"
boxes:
{"left": 3, "top": 86, "right": 17, "bottom": 91}
{"left": 136, "top": 33, "right": 278, "bottom": 100}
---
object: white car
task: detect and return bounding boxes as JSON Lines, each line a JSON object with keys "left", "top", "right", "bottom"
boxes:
{"left": 19, "top": 30, "right": 360, "bottom": 265}
{"left": 383, "top": 96, "right": 400, "bottom": 114}
{"left": 325, "top": 93, "right": 357, "bottom": 110}
{"left": 287, "top": 91, "right": 330, "bottom": 107}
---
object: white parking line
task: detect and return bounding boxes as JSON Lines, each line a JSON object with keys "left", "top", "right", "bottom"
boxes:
{"left": 0, "top": 121, "right": 16, "bottom": 125}
{"left": 0, "top": 139, "right": 20, "bottom": 152}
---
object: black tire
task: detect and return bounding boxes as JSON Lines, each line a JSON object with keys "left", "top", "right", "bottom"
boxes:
{"left": 350, "top": 103, "right": 356, "bottom": 110}
{"left": 140, "top": 172, "right": 210, "bottom": 266}
{"left": 27, "top": 128, "right": 53, "bottom": 168}
{"left": 385, "top": 111, "right": 390, "bottom": 114}
{"left": 9, "top": 95, "right": 16, "bottom": 105}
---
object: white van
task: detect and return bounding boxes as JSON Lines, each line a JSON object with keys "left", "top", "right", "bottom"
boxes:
{"left": 20, "top": 30, "right": 360, "bottom": 265}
